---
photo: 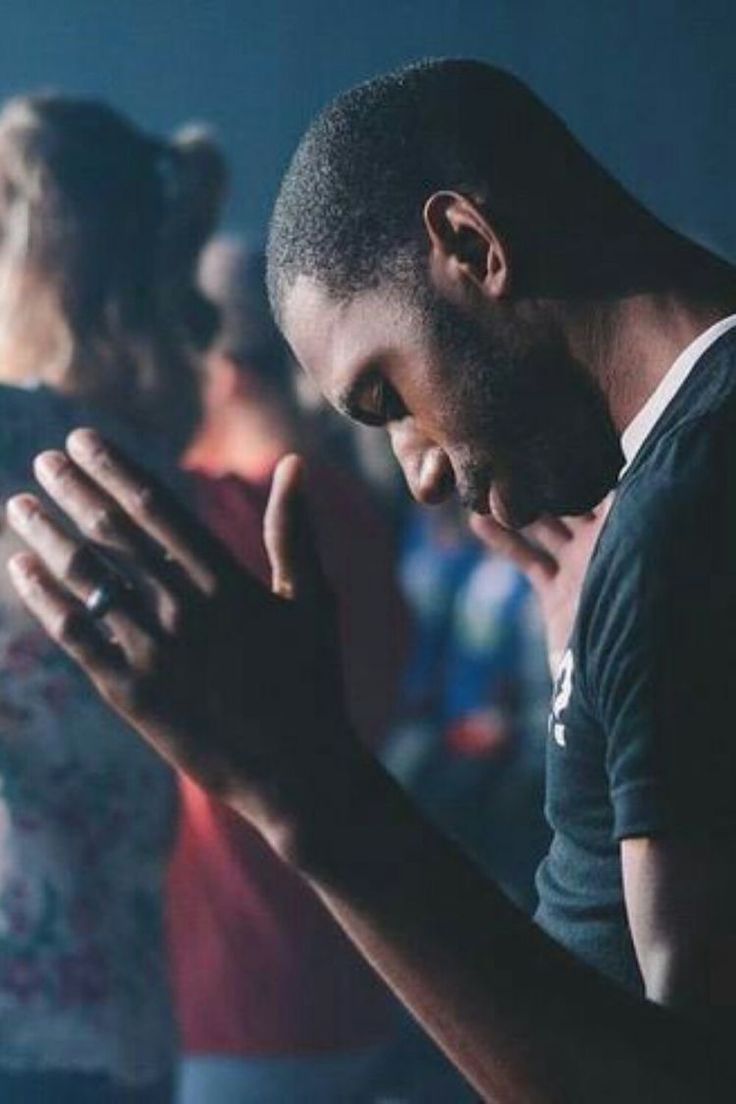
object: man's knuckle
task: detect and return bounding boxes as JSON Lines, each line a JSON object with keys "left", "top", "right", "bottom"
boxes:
{"left": 203, "top": 572, "right": 221, "bottom": 600}
{"left": 86, "top": 505, "right": 124, "bottom": 543}
{"left": 105, "top": 669, "right": 139, "bottom": 710}
{"left": 133, "top": 637, "right": 164, "bottom": 679}
{"left": 163, "top": 598, "right": 185, "bottom": 635}
{"left": 129, "top": 484, "right": 158, "bottom": 521}
{"left": 66, "top": 543, "right": 94, "bottom": 583}
{"left": 135, "top": 650, "right": 157, "bottom": 683}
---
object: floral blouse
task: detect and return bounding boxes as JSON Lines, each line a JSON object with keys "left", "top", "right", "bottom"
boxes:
{"left": 0, "top": 386, "right": 177, "bottom": 1086}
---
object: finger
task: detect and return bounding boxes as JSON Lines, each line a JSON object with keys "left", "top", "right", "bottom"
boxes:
{"left": 522, "top": 515, "right": 573, "bottom": 556}
{"left": 6, "top": 493, "right": 157, "bottom": 663}
{"left": 31, "top": 451, "right": 187, "bottom": 634}
{"left": 595, "top": 491, "right": 615, "bottom": 520}
{"left": 65, "top": 429, "right": 240, "bottom": 597}
{"left": 563, "top": 492, "right": 615, "bottom": 529}
{"left": 470, "top": 513, "right": 557, "bottom": 584}
{"left": 558, "top": 495, "right": 615, "bottom": 540}
{"left": 7, "top": 551, "right": 128, "bottom": 691}
{"left": 263, "top": 454, "right": 327, "bottom": 602}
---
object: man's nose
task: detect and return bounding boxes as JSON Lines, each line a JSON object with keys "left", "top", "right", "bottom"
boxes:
{"left": 388, "top": 419, "right": 455, "bottom": 505}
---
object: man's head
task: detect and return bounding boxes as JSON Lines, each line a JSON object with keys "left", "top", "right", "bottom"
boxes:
{"left": 267, "top": 59, "right": 688, "bottom": 524}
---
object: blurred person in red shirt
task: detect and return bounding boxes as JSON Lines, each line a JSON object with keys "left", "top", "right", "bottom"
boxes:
{"left": 167, "top": 237, "right": 406, "bottom": 1103}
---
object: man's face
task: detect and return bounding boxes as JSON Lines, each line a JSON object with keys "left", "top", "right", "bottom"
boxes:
{"left": 283, "top": 275, "right": 622, "bottom": 526}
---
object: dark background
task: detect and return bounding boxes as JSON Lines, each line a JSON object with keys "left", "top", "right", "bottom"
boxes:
{"left": 2, "top": 0, "right": 733, "bottom": 257}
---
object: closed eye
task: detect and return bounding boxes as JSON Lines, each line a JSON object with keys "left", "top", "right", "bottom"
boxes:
{"left": 343, "top": 373, "right": 407, "bottom": 427}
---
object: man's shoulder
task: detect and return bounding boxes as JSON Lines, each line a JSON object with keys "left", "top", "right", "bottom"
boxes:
{"left": 579, "top": 399, "right": 736, "bottom": 638}
{"left": 617, "top": 371, "right": 736, "bottom": 528}
{"left": 571, "top": 334, "right": 736, "bottom": 720}
{"left": 616, "top": 325, "right": 736, "bottom": 523}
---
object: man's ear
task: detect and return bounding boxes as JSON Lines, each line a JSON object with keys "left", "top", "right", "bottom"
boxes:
{"left": 422, "top": 191, "right": 509, "bottom": 300}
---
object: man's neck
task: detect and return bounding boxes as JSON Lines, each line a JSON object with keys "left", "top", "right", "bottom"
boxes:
{"left": 566, "top": 293, "right": 736, "bottom": 435}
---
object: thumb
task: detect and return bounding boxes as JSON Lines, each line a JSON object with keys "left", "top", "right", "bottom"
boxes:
{"left": 469, "top": 513, "right": 556, "bottom": 583}
{"left": 263, "top": 454, "right": 326, "bottom": 601}
{"left": 597, "top": 490, "right": 615, "bottom": 522}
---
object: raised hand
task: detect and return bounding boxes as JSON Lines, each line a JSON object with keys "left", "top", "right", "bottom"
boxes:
{"left": 470, "top": 498, "right": 613, "bottom": 676}
{"left": 5, "top": 429, "right": 355, "bottom": 851}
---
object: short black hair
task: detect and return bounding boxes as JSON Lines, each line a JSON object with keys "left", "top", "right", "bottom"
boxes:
{"left": 266, "top": 58, "right": 664, "bottom": 318}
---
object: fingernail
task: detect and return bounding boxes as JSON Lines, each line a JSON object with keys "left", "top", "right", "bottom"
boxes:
{"left": 34, "top": 451, "right": 67, "bottom": 480}
{"left": 6, "top": 496, "right": 35, "bottom": 524}
{"left": 67, "top": 428, "right": 101, "bottom": 462}
{"left": 7, "top": 553, "right": 36, "bottom": 585}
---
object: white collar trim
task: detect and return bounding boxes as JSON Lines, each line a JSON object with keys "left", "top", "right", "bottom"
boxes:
{"left": 620, "top": 313, "right": 736, "bottom": 472}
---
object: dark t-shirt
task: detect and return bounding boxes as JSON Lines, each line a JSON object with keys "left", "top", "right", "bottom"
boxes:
{"left": 535, "top": 326, "right": 736, "bottom": 994}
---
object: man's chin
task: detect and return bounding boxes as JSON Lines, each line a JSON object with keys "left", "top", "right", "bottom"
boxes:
{"left": 491, "top": 475, "right": 614, "bottom": 529}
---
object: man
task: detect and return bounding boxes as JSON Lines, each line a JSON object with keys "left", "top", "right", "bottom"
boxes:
{"left": 6, "top": 60, "right": 736, "bottom": 1101}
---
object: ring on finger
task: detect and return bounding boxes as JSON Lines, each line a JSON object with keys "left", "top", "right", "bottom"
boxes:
{"left": 84, "top": 575, "right": 130, "bottom": 620}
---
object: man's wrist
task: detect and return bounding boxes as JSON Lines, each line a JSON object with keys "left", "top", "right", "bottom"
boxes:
{"left": 253, "top": 739, "right": 424, "bottom": 890}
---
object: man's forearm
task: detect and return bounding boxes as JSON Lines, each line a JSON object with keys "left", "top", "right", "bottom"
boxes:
{"left": 6, "top": 432, "right": 732, "bottom": 1101}
{"left": 264, "top": 748, "right": 730, "bottom": 1103}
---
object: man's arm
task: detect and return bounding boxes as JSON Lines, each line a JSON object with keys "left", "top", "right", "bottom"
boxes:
{"left": 290, "top": 755, "right": 724, "bottom": 1103}
{"left": 4, "top": 431, "right": 732, "bottom": 1102}
{"left": 474, "top": 497, "right": 736, "bottom": 1062}
{"left": 623, "top": 835, "right": 736, "bottom": 1016}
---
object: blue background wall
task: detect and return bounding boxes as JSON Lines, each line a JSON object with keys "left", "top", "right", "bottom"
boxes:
{"left": 0, "top": 0, "right": 732, "bottom": 257}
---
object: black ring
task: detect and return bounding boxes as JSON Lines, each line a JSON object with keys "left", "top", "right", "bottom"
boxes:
{"left": 84, "top": 578, "right": 127, "bottom": 620}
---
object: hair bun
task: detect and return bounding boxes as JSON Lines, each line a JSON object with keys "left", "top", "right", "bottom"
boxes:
{"left": 160, "top": 124, "right": 228, "bottom": 274}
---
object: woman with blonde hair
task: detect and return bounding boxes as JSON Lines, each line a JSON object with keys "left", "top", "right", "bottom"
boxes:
{"left": 0, "top": 93, "right": 223, "bottom": 1103}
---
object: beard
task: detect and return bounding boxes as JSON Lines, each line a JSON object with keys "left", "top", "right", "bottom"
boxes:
{"left": 422, "top": 290, "right": 624, "bottom": 527}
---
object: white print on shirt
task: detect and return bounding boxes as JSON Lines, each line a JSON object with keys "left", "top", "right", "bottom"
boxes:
{"left": 549, "top": 648, "right": 574, "bottom": 748}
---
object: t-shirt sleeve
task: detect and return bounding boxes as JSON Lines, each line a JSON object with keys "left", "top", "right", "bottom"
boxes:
{"left": 584, "top": 426, "right": 736, "bottom": 841}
